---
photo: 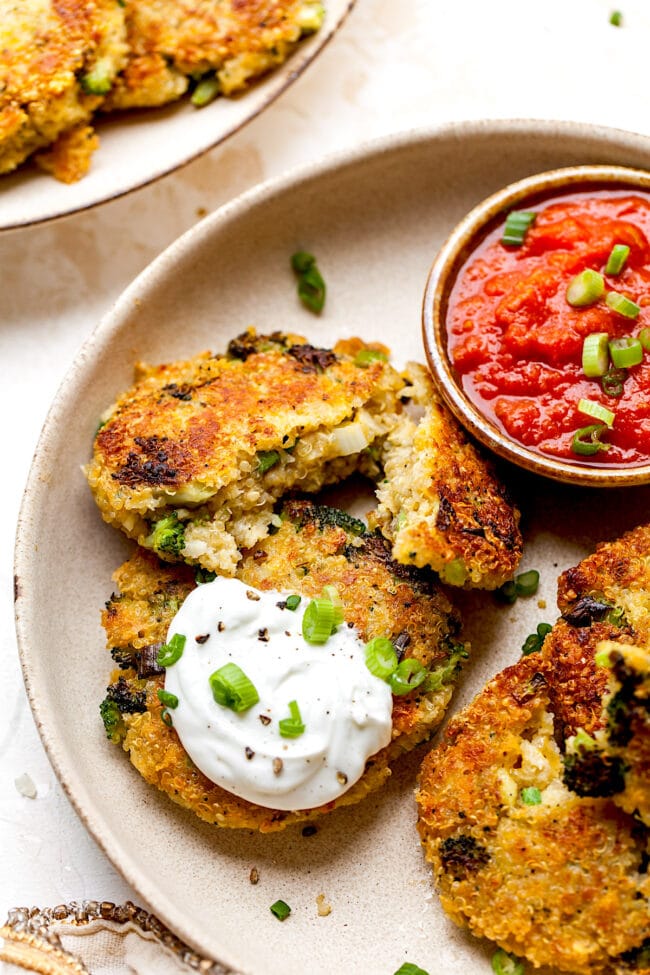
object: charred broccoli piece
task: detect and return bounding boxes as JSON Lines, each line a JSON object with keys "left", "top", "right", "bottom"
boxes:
{"left": 283, "top": 500, "right": 366, "bottom": 537}
{"left": 100, "top": 676, "right": 147, "bottom": 744}
{"left": 147, "top": 513, "right": 185, "bottom": 557}
{"left": 110, "top": 646, "right": 134, "bottom": 669}
{"left": 562, "top": 731, "right": 626, "bottom": 798}
{"left": 603, "top": 647, "right": 650, "bottom": 746}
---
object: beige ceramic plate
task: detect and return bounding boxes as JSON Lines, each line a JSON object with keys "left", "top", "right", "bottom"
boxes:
{"left": 0, "top": 0, "right": 354, "bottom": 233}
{"left": 15, "top": 121, "right": 650, "bottom": 975}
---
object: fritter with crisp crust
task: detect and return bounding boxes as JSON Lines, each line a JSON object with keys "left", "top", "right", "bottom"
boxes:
{"left": 370, "top": 363, "right": 523, "bottom": 589}
{"left": 86, "top": 330, "right": 405, "bottom": 576}
{"left": 0, "top": 0, "right": 322, "bottom": 180}
{"left": 0, "top": 0, "right": 128, "bottom": 179}
{"left": 103, "top": 0, "right": 324, "bottom": 110}
{"left": 417, "top": 525, "right": 650, "bottom": 975}
{"left": 101, "top": 501, "right": 466, "bottom": 832}
{"left": 87, "top": 331, "right": 523, "bottom": 588}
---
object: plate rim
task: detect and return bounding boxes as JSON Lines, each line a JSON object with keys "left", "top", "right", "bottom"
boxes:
{"left": 14, "top": 117, "right": 650, "bottom": 970}
{"left": 0, "top": 0, "right": 356, "bottom": 234}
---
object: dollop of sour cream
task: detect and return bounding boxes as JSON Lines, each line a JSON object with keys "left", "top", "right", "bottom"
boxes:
{"left": 163, "top": 577, "right": 393, "bottom": 810}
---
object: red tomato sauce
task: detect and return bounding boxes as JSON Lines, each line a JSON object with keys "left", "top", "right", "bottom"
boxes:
{"left": 447, "top": 190, "right": 650, "bottom": 466}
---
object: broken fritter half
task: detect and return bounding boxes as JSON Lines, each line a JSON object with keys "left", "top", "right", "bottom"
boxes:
{"left": 416, "top": 524, "right": 650, "bottom": 974}
{"left": 370, "top": 363, "right": 522, "bottom": 589}
{"left": 100, "top": 500, "right": 466, "bottom": 832}
{"left": 86, "top": 330, "right": 405, "bottom": 576}
{"left": 0, "top": 0, "right": 128, "bottom": 179}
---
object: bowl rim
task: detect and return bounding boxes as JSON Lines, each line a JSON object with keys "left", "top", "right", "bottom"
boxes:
{"left": 422, "top": 163, "right": 650, "bottom": 487}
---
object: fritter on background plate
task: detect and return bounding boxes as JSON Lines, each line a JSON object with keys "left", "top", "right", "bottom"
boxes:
{"left": 103, "top": 0, "right": 324, "bottom": 110}
{"left": 0, "top": 0, "right": 128, "bottom": 180}
{"left": 417, "top": 525, "right": 650, "bottom": 975}
{"left": 101, "top": 500, "right": 466, "bottom": 832}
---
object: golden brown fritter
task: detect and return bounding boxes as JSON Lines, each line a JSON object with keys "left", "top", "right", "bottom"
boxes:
{"left": 417, "top": 526, "right": 650, "bottom": 975}
{"left": 0, "top": 0, "right": 128, "bottom": 176}
{"left": 103, "top": 0, "right": 324, "bottom": 109}
{"left": 371, "top": 363, "right": 523, "bottom": 589}
{"left": 557, "top": 525, "right": 650, "bottom": 830}
{"left": 86, "top": 330, "right": 405, "bottom": 576}
{"left": 101, "top": 500, "right": 466, "bottom": 832}
{"left": 0, "top": 1, "right": 322, "bottom": 180}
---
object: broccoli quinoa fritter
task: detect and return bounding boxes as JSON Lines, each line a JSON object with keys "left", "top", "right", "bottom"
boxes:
{"left": 103, "top": 0, "right": 324, "bottom": 110}
{"left": 0, "top": 0, "right": 323, "bottom": 181}
{"left": 417, "top": 525, "right": 650, "bottom": 975}
{"left": 101, "top": 501, "right": 466, "bottom": 832}
{"left": 0, "top": 0, "right": 128, "bottom": 179}
{"left": 86, "top": 330, "right": 405, "bottom": 576}
{"left": 87, "top": 331, "right": 522, "bottom": 588}
{"left": 370, "top": 363, "right": 523, "bottom": 589}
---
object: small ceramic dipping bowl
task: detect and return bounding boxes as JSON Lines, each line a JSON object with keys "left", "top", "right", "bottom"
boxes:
{"left": 423, "top": 164, "right": 650, "bottom": 487}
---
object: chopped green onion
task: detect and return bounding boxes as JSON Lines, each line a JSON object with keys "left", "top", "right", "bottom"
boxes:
{"left": 320, "top": 585, "right": 344, "bottom": 626}
{"left": 502, "top": 210, "right": 536, "bottom": 247}
{"left": 606, "top": 292, "right": 640, "bottom": 320}
{"left": 496, "top": 580, "right": 517, "bottom": 605}
{"left": 291, "top": 252, "right": 326, "bottom": 314}
{"left": 640, "top": 327, "right": 650, "bottom": 351}
{"left": 157, "top": 689, "right": 179, "bottom": 709}
{"left": 609, "top": 335, "right": 643, "bottom": 367}
{"left": 270, "top": 900, "right": 291, "bottom": 921}
{"left": 161, "top": 708, "right": 173, "bottom": 727}
{"left": 302, "top": 598, "right": 336, "bottom": 644}
{"left": 209, "top": 663, "right": 259, "bottom": 712}
{"left": 566, "top": 269, "right": 605, "bottom": 307}
{"left": 191, "top": 76, "right": 220, "bottom": 107}
{"left": 515, "top": 569, "right": 540, "bottom": 597}
{"left": 595, "top": 645, "right": 616, "bottom": 668}
{"left": 601, "top": 366, "right": 626, "bottom": 397}
{"left": 491, "top": 949, "right": 525, "bottom": 975}
{"left": 573, "top": 729, "right": 596, "bottom": 751}
{"left": 521, "top": 622, "right": 552, "bottom": 656}
{"left": 156, "top": 633, "right": 186, "bottom": 668}
{"left": 80, "top": 57, "right": 114, "bottom": 95}
{"left": 365, "top": 636, "right": 399, "bottom": 680}
{"left": 605, "top": 243, "right": 630, "bottom": 275}
{"left": 578, "top": 398, "right": 615, "bottom": 428}
{"left": 393, "top": 965, "right": 430, "bottom": 975}
{"left": 279, "top": 700, "right": 305, "bottom": 738}
{"left": 582, "top": 332, "right": 609, "bottom": 377}
{"left": 610, "top": 10, "right": 623, "bottom": 26}
{"left": 571, "top": 423, "right": 611, "bottom": 456}
{"left": 354, "top": 348, "right": 388, "bottom": 367}
{"left": 389, "top": 658, "right": 427, "bottom": 696}
{"left": 285, "top": 594, "right": 301, "bottom": 611}
{"left": 257, "top": 450, "right": 281, "bottom": 474}
{"left": 442, "top": 557, "right": 468, "bottom": 586}
{"left": 520, "top": 786, "right": 542, "bottom": 805}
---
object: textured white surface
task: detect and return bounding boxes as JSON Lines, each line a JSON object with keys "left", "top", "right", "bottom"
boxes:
{"left": 3, "top": 0, "right": 650, "bottom": 962}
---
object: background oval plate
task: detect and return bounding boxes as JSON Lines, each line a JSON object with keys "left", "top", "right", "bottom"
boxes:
{"left": 15, "top": 120, "right": 650, "bottom": 974}
{"left": 0, "top": 0, "right": 354, "bottom": 232}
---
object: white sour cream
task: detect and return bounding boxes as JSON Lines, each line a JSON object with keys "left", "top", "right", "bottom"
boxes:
{"left": 163, "top": 577, "right": 393, "bottom": 810}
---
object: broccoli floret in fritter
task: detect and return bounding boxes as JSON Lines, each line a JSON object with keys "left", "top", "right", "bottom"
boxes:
{"left": 562, "top": 732, "right": 626, "bottom": 798}
{"left": 147, "top": 513, "right": 185, "bottom": 557}
{"left": 100, "top": 698, "right": 126, "bottom": 744}
{"left": 284, "top": 501, "right": 366, "bottom": 537}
